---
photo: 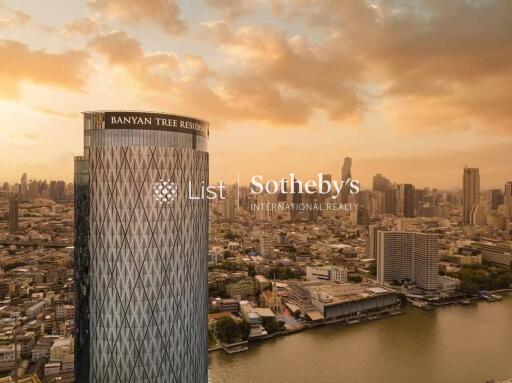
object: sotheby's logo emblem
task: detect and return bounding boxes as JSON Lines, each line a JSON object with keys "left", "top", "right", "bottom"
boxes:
{"left": 153, "top": 179, "right": 178, "bottom": 204}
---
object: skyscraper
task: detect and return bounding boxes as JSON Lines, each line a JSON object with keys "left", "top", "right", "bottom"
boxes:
{"left": 50, "top": 180, "right": 66, "bottom": 202}
{"left": 377, "top": 231, "right": 439, "bottom": 295}
{"left": 372, "top": 173, "right": 390, "bottom": 192}
{"left": 7, "top": 193, "right": 19, "bottom": 233}
{"left": 339, "top": 157, "right": 352, "bottom": 204}
{"left": 488, "top": 189, "right": 503, "bottom": 211}
{"left": 504, "top": 181, "right": 512, "bottom": 216}
{"left": 74, "top": 111, "right": 209, "bottom": 383}
{"left": 366, "top": 225, "right": 383, "bottom": 259}
{"left": 462, "top": 167, "right": 480, "bottom": 224}
{"left": 19, "top": 173, "right": 28, "bottom": 200}
{"left": 398, "top": 184, "right": 415, "bottom": 218}
{"left": 383, "top": 188, "right": 396, "bottom": 214}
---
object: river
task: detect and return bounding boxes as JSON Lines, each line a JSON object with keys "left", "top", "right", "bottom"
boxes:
{"left": 208, "top": 294, "right": 512, "bottom": 383}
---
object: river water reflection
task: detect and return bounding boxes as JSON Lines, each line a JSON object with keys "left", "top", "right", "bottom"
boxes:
{"left": 209, "top": 294, "right": 512, "bottom": 383}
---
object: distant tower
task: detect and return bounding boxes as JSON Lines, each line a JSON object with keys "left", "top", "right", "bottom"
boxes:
{"left": 383, "top": 188, "right": 396, "bottom": 215}
{"left": 291, "top": 179, "right": 303, "bottom": 222}
{"left": 340, "top": 157, "right": 352, "bottom": 204}
{"left": 399, "top": 184, "right": 415, "bottom": 218}
{"left": 8, "top": 193, "right": 19, "bottom": 233}
{"left": 488, "top": 189, "right": 503, "bottom": 211}
{"left": 19, "top": 173, "right": 28, "bottom": 200}
{"left": 372, "top": 173, "right": 390, "bottom": 192}
{"left": 504, "top": 181, "right": 512, "bottom": 216}
{"left": 462, "top": 167, "right": 480, "bottom": 224}
{"left": 277, "top": 178, "right": 288, "bottom": 202}
{"left": 318, "top": 173, "right": 331, "bottom": 204}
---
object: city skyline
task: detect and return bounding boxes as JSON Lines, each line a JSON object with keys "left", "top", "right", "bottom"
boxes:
{"left": 2, "top": 163, "right": 510, "bottom": 193}
{"left": 1, "top": 0, "right": 512, "bottom": 188}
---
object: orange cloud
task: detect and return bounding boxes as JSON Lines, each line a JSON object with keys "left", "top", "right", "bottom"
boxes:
{"left": 62, "top": 16, "right": 104, "bottom": 35}
{"left": 87, "top": 30, "right": 311, "bottom": 126}
{"left": 88, "top": 0, "right": 186, "bottom": 35}
{"left": 0, "top": 39, "right": 88, "bottom": 99}
{"left": 195, "top": 21, "right": 368, "bottom": 125}
{"left": 271, "top": 0, "right": 512, "bottom": 134}
{"left": 204, "top": 0, "right": 253, "bottom": 19}
{"left": 0, "top": 7, "right": 30, "bottom": 28}
{"left": 86, "top": 1, "right": 512, "bottom": 132}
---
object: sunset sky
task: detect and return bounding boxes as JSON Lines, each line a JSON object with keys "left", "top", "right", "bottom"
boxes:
{"left": 1, "top": 0, "right": 511, "bottom": 189}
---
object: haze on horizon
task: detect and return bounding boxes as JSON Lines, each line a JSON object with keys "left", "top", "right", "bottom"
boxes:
{"left": 1, "top": 0, "right": 511, "bottom": 189}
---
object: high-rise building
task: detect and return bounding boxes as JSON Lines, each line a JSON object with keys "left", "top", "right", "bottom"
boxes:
{"left": 366, "top": 225, "right": 383, "bottom": 259}
{"left": 277, "top": 178, "right": 288, "bottom": 202}
{"left": 340, "top": 157, "right": 352, "bottom": 203}
{"left": 383, "top": 188, "right": 396, "bottom": 214}
{"left": 50, "top": 181, "right": 66, "bottom": 202}
{"left": 377, "top": 231, "right": 439, "bottom": 294}
{"left": 19, "top": 173, "right": 28, "bottom": 200}
{"left": 504, "top": 181, "right": 512, "bottom": 216}
{"left": 318, "top": 173, "right": 331, "bottom": 204}
{"left": 487, "top": 189, "right": 503, "bottom": 211}
{"left": 74, "top": 111, "right": 209, "bottom": 383}
{"left": 7, "top": 193, "right": 19, "bottom": 233}
{"left": 462, "top": 167, "right": 480, "bottom": 224}
{"left": 372, "top": 173, "right": 390, "bottom": 192}
{"left": 470, "top": 204, "right": 487, "bottom": 225}
{"left": 291, "top": 179, "right": 303, "bottom": 222}
{"left": 398, "top": 184, "right": 415, "bottom": 218}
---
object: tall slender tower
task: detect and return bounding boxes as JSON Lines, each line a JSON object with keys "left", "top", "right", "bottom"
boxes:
{"left": 74, "top": 111, "right": 209, "bottom": 383}
{"left": 504, "top": 181, "right": 512, "bottom": 216}
{"left": 7, "top": 193, "right": 19, "bottom": 233}
{"left": 398, "top": 184, "right": 415, "bottom": 218}
{"left": 462, "top": 167, "right": 480, "bottom": 224}
{"left": 340, "top": 157, "right": 352, "bottom": 204}
{"left": 19, "top": 173, "right": 28, "bottom": 201}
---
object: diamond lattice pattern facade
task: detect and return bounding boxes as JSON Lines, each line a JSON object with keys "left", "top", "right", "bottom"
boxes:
{"left": 74, "top": 111, "right": 209, "bottom": 383}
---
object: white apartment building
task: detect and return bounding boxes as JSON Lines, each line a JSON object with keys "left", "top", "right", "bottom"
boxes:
{"left": 377, "top": 231, "right": 439, "bottom": 294}
{"left": 306, "top": 266, "right": 348, "bottom": 284}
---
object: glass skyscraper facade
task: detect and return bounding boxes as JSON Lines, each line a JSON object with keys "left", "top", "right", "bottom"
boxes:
{"left": 74, "top": 111, "right": 209, "bottom": 383}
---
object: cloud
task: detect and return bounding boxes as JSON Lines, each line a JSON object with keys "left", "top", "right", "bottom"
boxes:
{"left": 0, "top": 39, "right": 89, "bottom": 99}
{"left": 33, "top": 107, "right": 80, "bottom": 119}
{"left": 88, "top": 30, "right": 328, "bottom": 126}
{"left": 88, "top": 0, "right": 186, "bottom": 35}
{"left": 270, "top": 0, "right": 512, "bottom": 134}
{"left": 87, "top": 1, "right": 512, "bottom": 132}
{"left": 88, "top": 31, "right": 179, "bottom": 94}
{"left": 203, "top": 21, "right": 367, "bottom": 124}
{"left": 0, "top": 7, "right": 30, "bottom": 28}
{"left": 61, "top": 16, "right": 104, "bottom": 36}
{"left": 204, "top": 0, "right": 254, "bottom": 19}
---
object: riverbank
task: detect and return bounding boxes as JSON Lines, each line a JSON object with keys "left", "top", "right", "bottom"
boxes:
{"left": 209, "top": 293, "right": 512, "bottom": 383}
{"left": 209, "top": 292, "right": 510, "bottom": 355}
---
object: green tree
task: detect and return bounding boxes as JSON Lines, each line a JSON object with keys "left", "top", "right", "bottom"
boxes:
{"left": 368, "top": 261, "right": 377, "bottom": 276}
{"left": 348, "top": 274, "right": 363, "bottom": 283}
{"left": 262, "top": 317, "right": 279, "bottom": 334}
{"left": 216, "top": 316, "right": 242, "bottom": 343}
{"left": 216, "top": 316, "right": 251, "bottom": 343}
{"left": 497, "top": 274, "right": 512, "bottom": 289}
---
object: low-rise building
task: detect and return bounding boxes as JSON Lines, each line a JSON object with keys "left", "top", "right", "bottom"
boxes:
{"left": 306, "top": 266, "right": 348, "bottom": 284}
{"left": 438, "top": 276, "right": 461, "bottom": 297}
{"left": 210, "top": 298, "right": 239, "bottom": 313}
{"left": 225, "top": 278, "right": 256, "bottom": 299}
{"left": 472, "top": 242, "right": 512, "bottom": 268}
